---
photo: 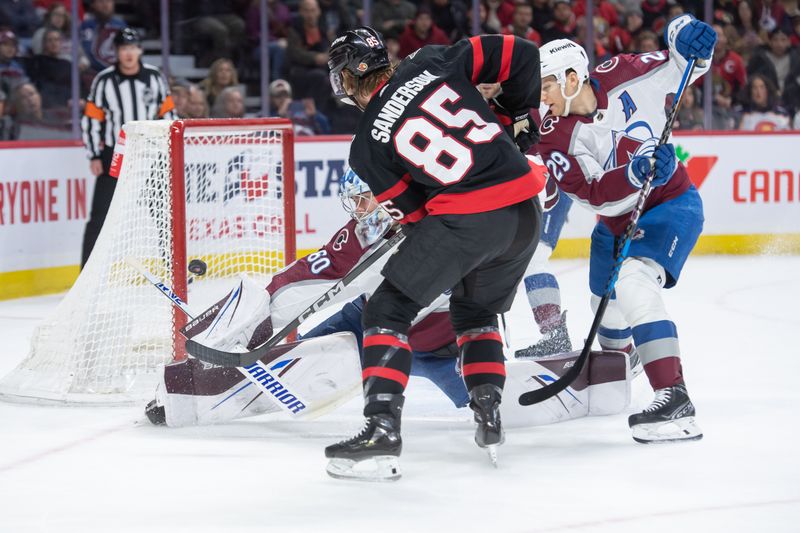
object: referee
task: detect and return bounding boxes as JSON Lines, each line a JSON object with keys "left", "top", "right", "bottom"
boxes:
{"left": 81, "top": 27, "right": 176, "bottom": 267}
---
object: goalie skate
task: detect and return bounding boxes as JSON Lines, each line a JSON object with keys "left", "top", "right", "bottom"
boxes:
{"left": 629, "top": 384, "right": 703, "bottom": 443}
{"left": 514, "top": 312, "right": 572, "bottom": 359}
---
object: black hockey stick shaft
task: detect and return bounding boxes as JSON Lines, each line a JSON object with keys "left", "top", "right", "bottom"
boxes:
{"left": 519, "top": 58, "right": 697, "bottom": 406}
{"left": 185, "top": 229, "right": 406, "bottom": 367}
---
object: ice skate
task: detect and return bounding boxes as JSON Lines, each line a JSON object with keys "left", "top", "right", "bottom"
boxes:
{"left": 515, "top": 312, "right": 572, "bottom": 359}
{"left": 325, "top": 397, "right": 403, "bottom": 482}
{"left": 144, "top": 399, "right": 166, "bottom": 425}
{"left": 469, "top": 384, "right": 505, "bottom": 466}
{"left": 629, "top": 384, "right": 703, "bottom": 443}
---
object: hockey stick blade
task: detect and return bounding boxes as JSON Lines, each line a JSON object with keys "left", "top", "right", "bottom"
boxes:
{"left": 519, "top": 58, "right": 697, "bottom": 407}
{"left": 185, "top": 230, "right": 406, "bottom": 367}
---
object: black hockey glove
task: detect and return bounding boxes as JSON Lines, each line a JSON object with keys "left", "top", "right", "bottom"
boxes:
{"left": 504, "top": 111, "right": 540, "bottom": 153}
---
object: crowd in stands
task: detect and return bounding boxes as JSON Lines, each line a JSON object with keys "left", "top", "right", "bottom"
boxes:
{"left": 1, "top": 0, "right": 799, "bottom": 139}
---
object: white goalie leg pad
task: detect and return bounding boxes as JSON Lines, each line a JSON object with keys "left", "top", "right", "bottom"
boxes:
{"left": 154, "top": 333, "right": 361, "bottom": 426}
{"left": 326, "top": 456, "right": 402, "bottom": 482}
{"left": 501, "top": 351, "right": 630, "bottom": 428}
{"left": 195, "top": 274, "right": 271, "bottom": 351}
{"left": 631, "top": 417, "right": 703, "bottom": 444}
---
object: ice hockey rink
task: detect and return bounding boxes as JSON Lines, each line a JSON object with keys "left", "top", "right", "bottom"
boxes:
{"left": 1, "top": 254, "right": 798, "bottom": 533}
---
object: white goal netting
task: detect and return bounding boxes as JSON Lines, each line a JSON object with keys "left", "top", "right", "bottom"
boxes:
{"left": 0, "top": 119, "right": 295, "bottom": 404}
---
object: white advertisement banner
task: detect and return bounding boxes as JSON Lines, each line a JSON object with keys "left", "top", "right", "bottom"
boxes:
{"left": 1, "top": 132, "right": 798, "bottom": 275}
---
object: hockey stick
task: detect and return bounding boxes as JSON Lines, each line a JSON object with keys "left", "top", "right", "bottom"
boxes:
{"left": 184, "top": 229, "right": 406, "bottom": 367}
{"left": 519, "top": 58, "right": 698, "bottom": 406}
{"left": 124, "top": 257, "right": 312, "bottom": 416}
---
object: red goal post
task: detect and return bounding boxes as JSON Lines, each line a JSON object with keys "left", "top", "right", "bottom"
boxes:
{"left": 0, "top": 118, "right": 296, "bottom": 404}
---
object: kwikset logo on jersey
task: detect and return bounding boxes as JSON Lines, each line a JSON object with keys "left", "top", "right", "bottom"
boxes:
{"left": 371, "top": 70, "right": 440, "bottom": 143}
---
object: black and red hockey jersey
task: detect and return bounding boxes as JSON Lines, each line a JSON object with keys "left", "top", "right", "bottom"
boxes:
{"left": 349, "top": 35, "right": 546, "bottom": 224}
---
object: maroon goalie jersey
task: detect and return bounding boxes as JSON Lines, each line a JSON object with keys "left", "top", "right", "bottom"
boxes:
{"left": 349, "top": 35, "right": 546, "bottom": 224}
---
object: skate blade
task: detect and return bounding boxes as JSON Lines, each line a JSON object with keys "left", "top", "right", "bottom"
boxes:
{"left": 486, "top": 445, "right": 498, "bottom": 467}
{"left": 631, "top": 416, "right": 703, "bottom": 444}
{"left": 326, "top": 456, "right": 401, "bottom": 482}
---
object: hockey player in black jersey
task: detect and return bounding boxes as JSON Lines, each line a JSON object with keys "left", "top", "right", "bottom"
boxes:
{"left": 324, "top": 27, "right": 546, "bottom": 481}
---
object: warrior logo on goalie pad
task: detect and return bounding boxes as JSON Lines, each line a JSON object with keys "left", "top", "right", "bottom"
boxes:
{"left": 242, "top": 360, "right": 307, "bottom": 414}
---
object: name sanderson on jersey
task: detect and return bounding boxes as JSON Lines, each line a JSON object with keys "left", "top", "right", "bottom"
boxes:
{"left": 371, "top": 70, "right": 440, "bottom": 143}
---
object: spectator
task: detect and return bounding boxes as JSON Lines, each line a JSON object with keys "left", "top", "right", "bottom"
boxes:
{"left": 756, "top": 0, "right": 787, "bottom": 34}
{"left": 6, "top": 82, "right": 70, "bottom": 139}
{"left": 398, "top": 6, "right": 451, "bottom": 59}
{"left": 79, "top": 0, "right": 127, "bottom": 73}
{"left": 641, "top": 0, "right": 667, "bottom": 32}
{"left": 24, "top": 28, "right": 71, "bottom": 108}
{"left": 372, "top": 0, "right": 417, "bottom": 39}
{"left": 385, "top": 35, "right": 401, "bottom": 64}
{"left": 734, "top": 0, "right": 764, "bottom": 59}
{"left": 608, "top": 7, "right": 643, "bottom": 55}
{"left": 467, "top": 0, "right": 495, "bottom": 36}
{"left": 31, "top": 2, "right": 71, "bottom": 58}
{"left": 199, "top": 58, "right": 240, "bottom": 109}
{"left": 542, "top": 0, "right": 578, "bottom": 42}
{"left": 211, "top": 86, "right": 245, "bottom": 118}
{"left": 502, "top": 2, "right": 541, "bottom": 45}
{"left": 676, "top": 86, "right": 705, "bottom": 130}
{"left": 572, "top": 0, "right": 618, "bottom": 27}
{"left": 286, "top": 0, "right": 332, "bottom": 109}
{"left": 483, "top": 0, "right": 514, "bottom": 33}
{"left": 790, "top": 14, "right": 800, "bottom": 46}
{"left": 35, "top": 1, "right": 84, "bottom": 20}
{"left": 633, "top": 30, "right": 659, "bottom": 52}
{"left": 737, "top": 73, "right": 793, "bottom": 130}
{"left": 170, "top": 81, "right": 191, "bottom": 118}
{"left": 748, "top": 28, "right": 800, "bottom": 94}
{"left": 80, "top": 28, "right": 176, "bottom": 267}
{"left": 430, "top": 0, "right": 469, "bottom": 43}
{"left": 781, "top": 50, "right": 800, "bottom": 113}
{"left": 0, "top": 0, "right": 40, "bottom": 42}
{"left": 181, "top": 0, "right": 247, "bottom": 67}
{"left": 318, "top": 0, "right": 356, "bottom": 42}
{"left": 245, "top": 0, "right": 291, "bottom": 81}
{"left": 712, "top": 23, "right": 747, "bottom": 106}
{"left": 577, "top": 15, "right": 611, "bottom": 63}
{"left": 666, "top": 1, "right": 684, "bottom": 25}
{"left": 531, "top": 0, "right": 553, "bottom": 36}
{"left": 185, "top": 83, "right": 210, "bottom": 118}
{"left": 0, "top": 30, "right": 28, "bottom": 98}
{"left": 269, "top": 78, "right": 331, "bottom": 135}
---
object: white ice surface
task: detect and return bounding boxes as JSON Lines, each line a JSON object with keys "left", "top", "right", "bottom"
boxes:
{"left": 1, "top": 256, "right": 799, "bottom": 533}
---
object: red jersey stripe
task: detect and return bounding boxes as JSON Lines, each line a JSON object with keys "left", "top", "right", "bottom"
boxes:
{"left": 498, "top": 34, "right": 515, "bottom": 83}
{"left": 425, "top": 162, "right": 546, "bottom": 215}
{"left": 457, "top": 331, "right": 503, "bottom": 347}
{"left": 375, "top": 173, "right": 412, "bottom": 203}
{"left": 462, "top": 362, "right": 506, "bottom": 377}
{"left": 469, "top": 36, "right": 484, "bottom": 84}
{"left": 400, "top": 205, "right": 427, "bottom": 224}
{"left": 362, "top": 367, "right": 410, "bottom": 387}
{"left": 363, "top": 334, "right": 411, "bottom": 351}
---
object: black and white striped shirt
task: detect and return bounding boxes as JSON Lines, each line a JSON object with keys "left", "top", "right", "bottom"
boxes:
{"left": 81, "top": 62, "right": 176, "bottom": 159}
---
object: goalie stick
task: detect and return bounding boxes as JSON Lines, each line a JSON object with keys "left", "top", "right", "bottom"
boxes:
{"left": 184, "top": 229, "right": 406, "bottom": 367}
{"left": 519, "top": 58, "right": 698, "bottom": 406}
{"left": 124, "top": 257, "right": 311, "bottom": 416}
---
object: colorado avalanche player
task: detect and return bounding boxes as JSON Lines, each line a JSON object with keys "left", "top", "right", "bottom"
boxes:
{"left": 535, "top": 15, "right": 716, "bottom": 443}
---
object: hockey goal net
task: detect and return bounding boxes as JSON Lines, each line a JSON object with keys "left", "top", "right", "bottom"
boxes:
{"left": 0, "top": 118, "right": 295, "bottom": 404}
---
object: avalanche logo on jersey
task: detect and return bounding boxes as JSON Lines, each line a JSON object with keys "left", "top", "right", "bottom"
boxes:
{"left": 604, "top": 121, "right": 658, "bottom": 170}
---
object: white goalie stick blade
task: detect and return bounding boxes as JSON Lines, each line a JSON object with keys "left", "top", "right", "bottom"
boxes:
{"left": 326, "top": 456, "right": 402, "bottom": 482}
{"left": 631, "top": 416, "right": 703, "bottom": 444}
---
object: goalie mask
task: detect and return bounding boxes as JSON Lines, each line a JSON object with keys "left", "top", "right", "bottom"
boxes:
{"left": 328, "top": 27, "right": 390, "bottom": 108}
{"left": 339, "top": 168, "right": 393, "bottom": 247}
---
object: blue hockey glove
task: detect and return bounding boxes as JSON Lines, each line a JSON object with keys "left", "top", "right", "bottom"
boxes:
{"left": 674, "top": 18, "right": 717, "bottom": 60}
{"left": 626, "top": 144, "right": 677, "bottom": 189}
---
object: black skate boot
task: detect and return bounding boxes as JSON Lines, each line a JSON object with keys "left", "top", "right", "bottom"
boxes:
{"left": 628, "top": 384, "right": 703, "bottom": 443}
{"left": 325, "top": 395, "right": 403, "bottom": 481}
{"left": 514, "top": 311, "right": 572, "bottom": 359}
{"left": 469, "top": 384, "right": 505, "bottom": 466}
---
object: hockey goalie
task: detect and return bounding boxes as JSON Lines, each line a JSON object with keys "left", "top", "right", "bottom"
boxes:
{"left": 146, "top": 168, "right": 630, "bottom": 437}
